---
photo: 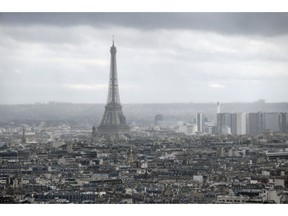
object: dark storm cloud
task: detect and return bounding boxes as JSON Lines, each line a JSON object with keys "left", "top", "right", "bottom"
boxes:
{"left": 1, "top": 13, "right": 288, "bottom": 36}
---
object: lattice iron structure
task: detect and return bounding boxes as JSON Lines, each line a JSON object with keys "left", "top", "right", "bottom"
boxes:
{"left": 97, "top": 41, "right": 130, "bottom": 138}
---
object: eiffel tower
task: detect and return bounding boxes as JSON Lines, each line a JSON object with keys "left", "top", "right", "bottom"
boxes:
{"left": 97, "top": 40, "right": 130, "bottom": 138}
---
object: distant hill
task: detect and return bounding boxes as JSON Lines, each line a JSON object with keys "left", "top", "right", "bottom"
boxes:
{"left": 0, "top": 102, "right": 288, "bottom": 125}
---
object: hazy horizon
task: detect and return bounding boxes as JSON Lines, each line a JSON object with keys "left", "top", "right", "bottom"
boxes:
{"left": 1, "top": 13, "right": 288, "bottom": 104}
{"left": 2, "top": 100, "right": 288, "bottom": 106}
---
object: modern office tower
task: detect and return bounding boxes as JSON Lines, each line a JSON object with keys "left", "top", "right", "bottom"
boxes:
{"left": 246, "top": 112, "right": 263, "bottom": 135}
{"left": 217, "top": 102, "right": 221, "bottom": 114}
{"left": 279, "top": 113, "right": 287, "bottom": 132}
{"left": 286, "top": 113, "right": 288, "bottom": 131}
{"left": 262, "top": 112, "right": 280, "bottom": 132}
{"left": 230, "top": 113, "right": 238, "bottom": 135}
{"left": 217, "top": 113, "right": 246, "bottom": 135}
{"left": 217, "top": 112, "right": 284, "bottom": 136}
{"left": 236, "top": 113, "right": 247, "bottom": 135}
{"left": 246, "top": 112, "right": 285, "bottom": 135}
{"left": 217, "top": 113, "right": 232, "bottom": 134}
{"left": 196, "top": 112, "right": 204, "bottom": 133}
{"left": 97, "top": 41, "right": 130, "bottom": 138}
{"left": 154, "top": 114, "right": 164, "bottom": 126}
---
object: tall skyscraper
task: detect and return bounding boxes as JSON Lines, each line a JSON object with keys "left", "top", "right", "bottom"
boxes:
{"left": 217, "top": 113, "right": 232, "bottom": 135}
{"left": 196, "top": 112, "right": 204, "bottom": 133}
{"left": 230, "top": 113, "right": 238, "bottom": 135}
{"left": 217, "top": 102, "right": 221, "bottom": 114}
{"left": 246, "top": 112, "right": 263, "bottom": 136}
{"left": 217, "top": 113, "right": 246, "bottom": 135}
{"left": 236, "top": 113, "right": 246, "bottom": 135}
{"left": 263, "top": 112, "right": 280, "bottom": 132}
{"left": 97, "top": 40, "right": 130, "bottom": 138}
{"left": 279, "top": 113, "right": 287, "bottom": 132}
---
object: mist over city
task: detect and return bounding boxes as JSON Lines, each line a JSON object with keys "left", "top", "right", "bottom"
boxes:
{"left": 1, "top": 13, "right": 288, "bottom": 204}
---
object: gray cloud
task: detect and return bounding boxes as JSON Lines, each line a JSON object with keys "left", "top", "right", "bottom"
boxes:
{"left": 0, "top": 13, "right": 288, "bottom": 104}
{"left": 1, "top": 13, "right": 288, "bottom": 36}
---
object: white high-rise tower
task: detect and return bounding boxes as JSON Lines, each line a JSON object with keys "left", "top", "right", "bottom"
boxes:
{"left": 217, "top": 102, "right": 221, "bottom": 114}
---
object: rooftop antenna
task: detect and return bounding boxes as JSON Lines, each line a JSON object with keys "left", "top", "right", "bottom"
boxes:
{"left": 112, "top": 35, "right": 114, "bottom": 45}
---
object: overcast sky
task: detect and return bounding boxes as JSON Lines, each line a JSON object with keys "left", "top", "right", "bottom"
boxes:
{"left": 0, "top": 13, "right": 288, "bottom": 104}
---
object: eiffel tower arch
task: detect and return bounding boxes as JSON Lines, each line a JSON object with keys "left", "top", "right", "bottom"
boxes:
{"left": 97, "top": 40, "right": 130, "bottom": 139}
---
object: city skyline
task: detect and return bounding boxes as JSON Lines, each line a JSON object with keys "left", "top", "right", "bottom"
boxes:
{"left": 1, "top": 1, "right": 288, "bottom": 210}
{"left": 1, "top": 13, "right": 288, "bottom": 104}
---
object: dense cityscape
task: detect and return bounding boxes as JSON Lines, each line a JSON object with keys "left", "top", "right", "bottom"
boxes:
{"left": 1, "top": 41, "right": 288, "bottom": 204}
{"left": 1, "top": 105, "right": 288, "bottom": 203}
{"left": 1, "top": 12, "right": 288, "bottom": 206}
